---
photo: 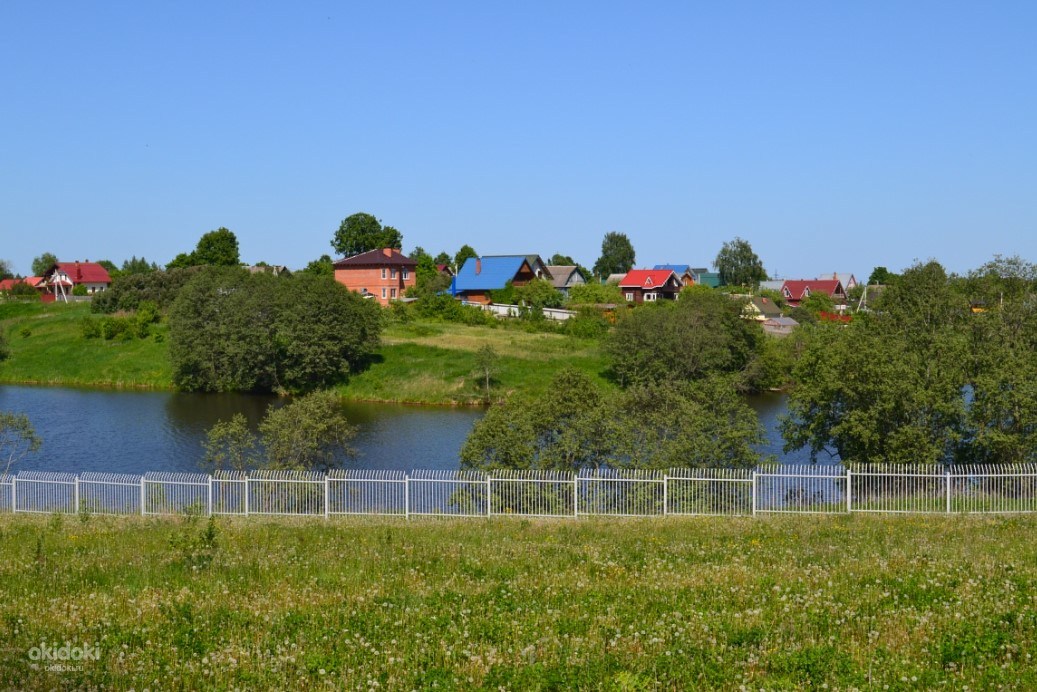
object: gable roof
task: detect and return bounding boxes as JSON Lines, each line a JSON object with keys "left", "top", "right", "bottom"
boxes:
{"left": 453, "top": 255, "right": 535, "bottom": 292}
{"left": 619, "top": 269, "right": 680, "bottom": 289}
{"left": 782, "top": 279, "right": 845, "bottom": 301}
{"left": 545, "top": 265, "right": 585, "bottom": 289}
{"left": 746, "top": 296, "right": 782, "bottom": 318}
{"left": 47, "top": 262, "right": 112, "bottom": 285}
{"left": 333, "top": 248, "right": 417, "bottom": 268}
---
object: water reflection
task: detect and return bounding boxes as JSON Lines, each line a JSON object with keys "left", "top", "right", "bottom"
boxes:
{"left": 0, "top": 385, "right": 818, "bottom": 474}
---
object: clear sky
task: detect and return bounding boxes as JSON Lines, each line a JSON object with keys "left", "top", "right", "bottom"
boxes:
{"left": 2, "top": 1, "right": 1035, "bottom": 280}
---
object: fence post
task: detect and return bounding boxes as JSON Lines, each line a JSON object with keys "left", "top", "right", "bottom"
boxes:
{"left": 486, "top": 477, "right": 493, "bottom": 518}
{"left": 11, "top": 478, "right": 17, "bottom": 513}
{"left": 324, "top": 475, "right": 330, "bottom": 520}
{"left": 751, "top": 471, "right": 758, "bottom": 516}
{"left": 244, "top": 476, "right": 250, "bottom": 516}
{"left": 662, "top": 475, "right": 669, "bottom": 516}
{"left": 207, "top": 476, "right": 213, "bottom": 516}
{"left": 846, "top": 468, "right": 852, "bottom": 513}
{"left": 946, "top": 471, "right": 952, "bottom": 514}
{"left": 573, "top": 473, "right": 579, "bottom": 518}
{"left": 140, "top": 478, "right": 146, "bottom": 516}
{"left": 74, "top": 476, "right": 80, "bottom": 514}
{"left": 404, "top": 475, "right": 410, "bottom": 520}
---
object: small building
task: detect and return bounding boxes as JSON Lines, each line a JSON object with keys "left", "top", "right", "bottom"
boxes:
{"left": 780, "top": 279, "right": 846, "bottom": 308}
{"left": 740, "top": 295, "right": 783, "bottom": 322}
{"left": 333, "top": 248, "right": 417, "bottom": 306}
{"left": 248, "top": 264, "right": 291, "bottom": 277}
{"left": 545, "top": 265, "right": 588, "bottom": 297}
{"left": 41, "top": 262, "right": 112, "bottom": 299}
{"left": 689, "top": 267, "right": 721, "bottom": 288}
{"left": 451, "top": 255, "right": 549, "bottom": 304}
{"left": 604, "top": 273, "right": 627, "bottom": 285}
{"left": 618, "top": 269, "right": 683, "bottom": 303}
{"left": 816, "top": 272, "right": 858, "bottom": 292}
{"left": 762, "top": 316, "right": 799, "bottom": 337}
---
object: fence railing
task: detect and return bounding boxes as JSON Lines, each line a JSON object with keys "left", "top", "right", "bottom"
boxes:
{"left": 5, "top": 464, "right": 1037, "bottom": 519}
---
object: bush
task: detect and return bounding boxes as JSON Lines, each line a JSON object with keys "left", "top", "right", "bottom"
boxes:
{"left": 92, "top": 267, "right": 202, "bottom": 314}
{"left": 564, "top": 309, "right": 610, "bottom": 339}
{"left": 99, "top": 316, "right": 131, "bottom": 340}
{"left": 71, "top": 284, "right": 88, "bottom": 297}
{"left": 0, "top": 331, "right": 9, "bottom": 361}
{"left": 80, "top": 319, "right": 101, "bottom": 339}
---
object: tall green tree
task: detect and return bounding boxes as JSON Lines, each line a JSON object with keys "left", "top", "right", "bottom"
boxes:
{"left": 592, "top": 232, "right": 636, "bottom": 279}
{"left": 867, "top": 266, "right": 897, "bottom": 285}
{"left": 714, "top": 237, "right": 766, "bottom": 288}
{"left": 300, "top": 254, "right": 334, "bottom": 278}
{"left": 166, "top": 228, "right": 240, "bottom": 268}
{"left": 121, "top": 256, "right": 160, "bottom": 275}
{"left": 31, "top": 252, "right": 58, "bottom": 276}
{"left": 604, "top": 286, "right": 763, "bottom": 388}
{"left": 331, "top": 212, "right": 403, "bottom": 256}
{"left": 454, "top": 245, "right": 478, "bottom": 272}
{"left": 168, "top": 268, "right": 381, "bottom": 393}
{"left": 0, "top": 259, "right": 14, "bottom": 280}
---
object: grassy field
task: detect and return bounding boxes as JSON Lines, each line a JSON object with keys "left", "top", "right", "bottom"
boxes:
{"left": 342, "top": 321, "right": 611, "bottom": 404}
{"left": 0, "top": 302, "right": 171, "bottom": 388}
{"left": 1, "top": 512, "right": 1035, "bottom": 689}
{"left": 0, "top": 301, "right": 608, "bottom": 402}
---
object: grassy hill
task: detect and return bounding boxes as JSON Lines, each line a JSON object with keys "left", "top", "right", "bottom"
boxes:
{"left": 0, "top": 302, "right": 608, "bottom": 402}
{"left": 1, "top": 512, "right": 1034, "bottom": 688}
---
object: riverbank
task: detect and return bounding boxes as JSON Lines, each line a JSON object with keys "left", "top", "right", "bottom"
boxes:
{"left": 0, "top": 302, "right": 609, "bottom": 404}
{"left": 1, "top": 512, "right": 1033, "bottom": 688}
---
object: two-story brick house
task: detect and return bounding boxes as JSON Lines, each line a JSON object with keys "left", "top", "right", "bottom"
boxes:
{"left": 333, "top": 248, "right": 417, "bottom": 306}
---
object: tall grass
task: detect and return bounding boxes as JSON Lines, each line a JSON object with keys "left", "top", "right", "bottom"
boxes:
{"left": 1, "top": 513, "right": 1035, "bottom": 688}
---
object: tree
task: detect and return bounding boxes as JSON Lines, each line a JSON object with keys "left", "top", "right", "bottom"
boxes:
{"left": 300, "top": 254, "right": 334, "bottom": 278}
{"left": 566, "top": 282, "right": 623, "bottom": 306}
{"left": 0, "top": 412, "right": 41, "bottom": 476}
{"left": 592, "top": 232, "right": 635, "bottom": 279}
{"left": 867, "top": 266, "right": 897, "bottom": 285}
{"left": 460, "top": 369, "right": 762, "bottom": 471}
{"left": 454, "top": 245, "right": 478, "bottom": 272}
{"left": 203, "top": 413, "right": 260, "bottom": 472}
{"left": 433, "top": 251, "right": 452, "bottom": 267}
{"left": 513, "top": 278, "right": 564, "bottom": 312}
{"left": 0, "top": 259, "right": 13, "bottom": 280}
{"left": 331, "top": 212, "right": 403, "bottom": 256}
{"left": 260, "top": 390, "right": 357, "bottom": 471}
{"left": 604, "top": 287, "right": 763, "bottom": 389}
{"left": 97, "top": 259, "right": 119, "bottom": 277}
{"left": 168, "top": 268, "right": 382, "bottom": 393}
{"left": 714, "top": 237, "right": 766, "bottom": 288}
{"left": 473, "top": 344, "right": 499, "bottom": 400}
{"left": 166, "top": 228, "right": 240, "bottom": 269}
{"left": 121, "top": 256, "right": 160, "bottom": 275}
{"left": 31, "top": 252, "right": 58, "bottom": 276}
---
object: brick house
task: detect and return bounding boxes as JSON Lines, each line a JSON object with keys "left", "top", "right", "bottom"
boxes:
{"left": 333, "top": 248, "right": 417, "bottom": 306}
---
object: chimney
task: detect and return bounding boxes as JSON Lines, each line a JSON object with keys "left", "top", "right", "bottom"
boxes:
{"left": 382, "top": 247, "right": 393, "bottom": 258}
{"left": 475, "top": 258, "right": 481, "bottom": 275}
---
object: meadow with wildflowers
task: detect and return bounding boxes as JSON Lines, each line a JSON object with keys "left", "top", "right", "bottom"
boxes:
{"left": 1, "top": 512, "right": 1035, "bottom": 688}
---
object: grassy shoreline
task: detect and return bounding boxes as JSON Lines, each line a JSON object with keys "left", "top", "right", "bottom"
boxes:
{"left": 0, "top": 302, "right": 609, "bottom": 404}
{"left": 1, "top": 512, "right": 1035, "bottom": 688}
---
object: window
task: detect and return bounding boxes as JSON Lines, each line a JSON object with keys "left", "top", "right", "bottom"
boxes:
{"left": 390, "top": 288, "right": 397, "bottom": 298}
{"left": 645, "top": 293, "right": 657, "bottom": 302}
{"left": 402, "top": 269, "right": 409, "bottom": 280}
{"left": 381, "top": 268, "right": 387, "bottom": 279}
{"left": 390, "top": 268, "right": 397, "bottom": 279}
{"left": 381, "top": 288, "right": 387, "bottom": 299}
{"left": 625, "top": 292, "right": 634, "bottom": 302}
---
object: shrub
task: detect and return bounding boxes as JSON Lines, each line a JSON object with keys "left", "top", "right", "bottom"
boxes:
{"left": 80, "top": 319, "right": 101, "bottom": 339}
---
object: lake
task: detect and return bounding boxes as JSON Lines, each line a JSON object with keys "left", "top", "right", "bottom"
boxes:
{"left": 0, "top": 385, "right": 811, "bottom": 474}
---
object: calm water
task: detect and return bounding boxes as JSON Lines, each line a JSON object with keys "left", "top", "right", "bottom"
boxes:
{"left": 0, "top": 385, "right": 810, "bottom": 474}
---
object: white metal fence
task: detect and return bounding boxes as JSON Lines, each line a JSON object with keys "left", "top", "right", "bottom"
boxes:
{"left": 5, "top": 464, "right": 1037, "bottom": 519}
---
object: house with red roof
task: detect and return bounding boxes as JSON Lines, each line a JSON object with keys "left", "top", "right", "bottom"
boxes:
{"left": 780, "top": 279, "right": 846, "bottom": 307}
{"left": 618, "top": 269, "right": 683, "bottom": 303}
{"left": 333, "top": 248, "right": 417, "bottom": 306}
{"left": 41, "top": 262, "right": 112, "bottom": 300}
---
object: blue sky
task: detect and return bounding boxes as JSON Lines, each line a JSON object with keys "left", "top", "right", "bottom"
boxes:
{"left": 2, "top": 1, "right": 1035, "bottom": 280}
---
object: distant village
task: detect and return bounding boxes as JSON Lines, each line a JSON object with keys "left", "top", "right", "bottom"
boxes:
{"left": 0, "top": 247, "right": 869, "bottom": 338}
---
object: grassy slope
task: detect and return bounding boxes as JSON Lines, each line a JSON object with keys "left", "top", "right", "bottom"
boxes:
{"left": 342, "top": 321, "right": 611, "bottom": 404}
{"left": 0, "top": 302, "right": 171, "bottom": 388}
{"left": 1, "top": 513, "right": 1035, "bottom": 688}
{"left": 0, "top": 303, "right": 606, "bottom": 402}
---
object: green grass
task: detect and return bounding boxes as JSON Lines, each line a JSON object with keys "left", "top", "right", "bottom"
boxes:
{"left": 0, "top": 303, "right": 607, "bottom": 402}
{"left": 1, "top": 513, "right": 1035, "bottom": 688}
{"left": 0, "top": 302, "right": 171, "bottom": 388}
{"left": 341, "top": 320, "right": 612, "bottom": 404}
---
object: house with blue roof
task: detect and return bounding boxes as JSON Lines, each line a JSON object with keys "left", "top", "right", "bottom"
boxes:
{"left": 451, "top": 255, "right": 550, "bottom": 304}
{"left": 653, "top": 264, "right": 695, "bottom": 286}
